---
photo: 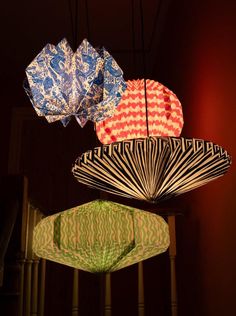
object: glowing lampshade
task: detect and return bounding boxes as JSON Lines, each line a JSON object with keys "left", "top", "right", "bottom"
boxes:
{"left": 24, "top": 38, "right": 126, "bottom": 127}
{"left": 96, "top": 79, "right": 184, "bottom": 143}
{"left": 72, "top": 137, "right": 231, "bottom": 203}
{"left": 33, "top": 200, "right": 169, "bottom": 273}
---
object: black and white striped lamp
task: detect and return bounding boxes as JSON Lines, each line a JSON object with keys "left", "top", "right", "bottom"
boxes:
{"left": 72, "top": 136, "right": 231, "bottom": 203}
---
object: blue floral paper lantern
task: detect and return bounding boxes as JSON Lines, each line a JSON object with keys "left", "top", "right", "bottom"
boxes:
{"left": 24, "top": 38, "right": 126, "bottom": 127}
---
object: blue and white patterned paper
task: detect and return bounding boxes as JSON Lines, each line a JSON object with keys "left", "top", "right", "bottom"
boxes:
{"left": 24, "top": 38, "right": 126, "bottom": 127}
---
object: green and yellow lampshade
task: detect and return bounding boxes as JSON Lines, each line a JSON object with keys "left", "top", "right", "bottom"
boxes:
{"left": 33, "top": 200, "right": 170, "bottom": 273}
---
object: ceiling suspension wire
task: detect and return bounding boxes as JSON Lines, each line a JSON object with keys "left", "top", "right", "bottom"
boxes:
{"left": 85, "top": 0, "right": 91, "bottom": 41}
{"left": 139, "top": 0, "right": 149, "bottom": 137}
{"left": 131, "top": 0, "right": 137, "bottom": 77}
{"left": 148, "top": 0, "right": 163, "bottom": 50}
{"left": 74, "top": 0, "right": 79, "bottom": 49}
{"left": 68, "top": 0, "right": 75, "bottom": 48}
{"left": 67, "top": 0, "right": 79, "bottom": 50}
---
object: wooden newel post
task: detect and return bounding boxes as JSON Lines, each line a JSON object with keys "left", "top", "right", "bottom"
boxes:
{"left": 138, "top": 262, "right": 145, "bottom": 316}
{"left": 25, "top": 259, "right": 33, "bottom": 316}
{"left": 72, "top": 269, "right": 79, "bottom": 316}
{"left": 168, "top": 215, "right": 178, "bottom": 316}
{"left": 38, "top": 259, "right": 46, "bottom": 316}
{"left": 31, "top": 259, "right": 39, "bottom": 316}
{"left": 104, "top": 273, "right": 111, "bottom": 316}
{"left": 18, "top": 258, "right": 26, "bottom": 316}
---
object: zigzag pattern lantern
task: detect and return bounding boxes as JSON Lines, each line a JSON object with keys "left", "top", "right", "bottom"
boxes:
{"left": 96, "top": 79, "right": 184, "bottom": 143}
{"left": 33, "top": 200, "right": 170, "bottom": 273}
{"left": 72, "top": 137, "right": 231, "bottom": 203}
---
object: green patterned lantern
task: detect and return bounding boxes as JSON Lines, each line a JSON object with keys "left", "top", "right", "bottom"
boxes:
{"left": 33, "top": 200, "right": 169, "bottom": 273}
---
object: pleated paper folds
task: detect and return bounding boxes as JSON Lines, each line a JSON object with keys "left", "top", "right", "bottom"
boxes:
{"left": 24, "top": 38, "right": 126, "bottom": 127}
{"left": 96, "top": 79, "right": 184, "bottom": 143}
{"left": 33, "top": 200, "right": 170, "bottom": 273}
{"left": 72, "top": 137, "right": 231, "bottom": 202}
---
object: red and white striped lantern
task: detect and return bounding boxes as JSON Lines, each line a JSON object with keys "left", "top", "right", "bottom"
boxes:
{"left": 96, "top": 79, "right": 184, "bottom": 144}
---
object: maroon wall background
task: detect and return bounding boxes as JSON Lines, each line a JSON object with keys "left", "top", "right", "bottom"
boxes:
{"left": 155, "top": 1, "right": 236, "bottom": 315}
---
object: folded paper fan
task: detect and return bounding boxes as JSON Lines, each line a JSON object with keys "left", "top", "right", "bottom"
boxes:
{"left": 24, "top": 38, "right": 126, "bottom": 127}
{"left": 33, "top": 200, "right": 170, "bottom": 273}
{"left": 72, "top": 137, "right": 231, "bottom": 202}
{"left": 96, "top": 79, "right": 184, "bottom": 143}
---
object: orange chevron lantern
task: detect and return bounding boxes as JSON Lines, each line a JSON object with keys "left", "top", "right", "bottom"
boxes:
{"left": 96, "top": 79, "right": 184, "bottom": 144}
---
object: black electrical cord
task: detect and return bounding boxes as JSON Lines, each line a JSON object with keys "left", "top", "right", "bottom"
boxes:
{"left": 85, "top": 0, "right": 91, "bottom": 41}
{"left": 75, "top": 0, "right": 79, "bottom": 49}
{"left": 68, "top": 0, "right": 75, "bottom": 49}
{"left": 139, "top": 0, "right": 149, "bottom": 137}
{"left": 148, "top": 0, "right": 163, "bottom": 51}
{"left": 131, "top": 0, "right": 137, "bottom": 76}
{"left": 67, "top": 0, "right": 79, "bottom": 50}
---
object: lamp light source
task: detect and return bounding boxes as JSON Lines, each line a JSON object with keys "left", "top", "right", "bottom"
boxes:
{"left": 33, "top": 200, "right": 170, "bottom": 273}
{"left": 72, "top": 137, "right": 231, "bottom": 203}
{"left": 96, "top": 79, "right": 184, "bottom": 143}
{"left": 24, "top": 38, "right": 126, "bottom": 127}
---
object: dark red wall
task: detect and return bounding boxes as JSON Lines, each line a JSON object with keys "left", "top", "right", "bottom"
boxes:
{"left": 156, "top": 1, "right": 236, "bottom": 315}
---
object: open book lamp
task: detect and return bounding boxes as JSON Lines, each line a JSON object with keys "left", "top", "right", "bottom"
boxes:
{"left": 33, "top": 200, "right": 169, "bottom": 273}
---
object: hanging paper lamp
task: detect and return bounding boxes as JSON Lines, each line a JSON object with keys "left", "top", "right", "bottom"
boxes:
{"left": 24, "top": 38, "right": 126, "bottom": 127}
{"left": 33, "top": 200, "right": 170, "bottom": 273}
{"left": 96, "top": 79, "right": 184, "bottom": 143}
{"left": 72, "top": 137, "right": 231, "bottom": 203}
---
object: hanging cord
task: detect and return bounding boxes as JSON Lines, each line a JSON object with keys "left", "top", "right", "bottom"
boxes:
{"left": 85, "top": 0, "right": 91, "bottom": 41}
{"left": 68, "top": 0, "right": 75, "bottom": 48}
{"left": 84, "top": 0, "right": 100, "bottom": 140}
{"left": 67, "top": 0, "right": 79, "bottom": 50}
{"left": 148, "top": 0, "right": 163, "bottom": 51}
{"left": 139, "top": 0, "right": 149, "bottom": 137}
{"left": 74, "top": 0, "right": 79, "bottom": 49}
{"left": 131, "top": 0, "right": 137, "bottom": 76}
